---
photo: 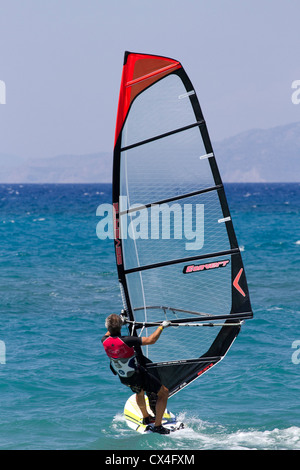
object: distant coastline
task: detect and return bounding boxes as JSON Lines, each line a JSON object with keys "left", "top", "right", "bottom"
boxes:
{"left": 1, "top": 121, "right": 300, "bottom": 184}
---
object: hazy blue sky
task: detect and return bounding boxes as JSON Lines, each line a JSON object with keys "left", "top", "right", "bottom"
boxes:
{"left": 0, "top": 0, "right": 300, "bottom": 161}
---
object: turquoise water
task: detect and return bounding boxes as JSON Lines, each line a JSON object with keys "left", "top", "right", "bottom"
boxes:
{"left": 0, "top": 183, "right": 300, "bottom": 450}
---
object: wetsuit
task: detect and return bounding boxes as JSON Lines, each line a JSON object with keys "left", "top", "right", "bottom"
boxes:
{"left": 101, "top": 334, "right": 161, "bottom": 394}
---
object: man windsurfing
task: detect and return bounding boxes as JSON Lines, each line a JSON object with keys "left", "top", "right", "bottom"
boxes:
{"left": 102, "top": 313, "right": 171, "bottom": 434}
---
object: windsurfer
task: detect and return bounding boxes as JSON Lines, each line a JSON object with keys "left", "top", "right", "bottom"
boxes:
{"left": 102, "top": 313, "right": 171, "bottom": 434}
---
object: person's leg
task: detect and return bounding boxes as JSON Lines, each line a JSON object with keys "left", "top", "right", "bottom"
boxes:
{"left": 135, "top": 389, "right": 149, "bottom": 419}
{"left": 154, "top": 385, "right": 169, "bottom": 427}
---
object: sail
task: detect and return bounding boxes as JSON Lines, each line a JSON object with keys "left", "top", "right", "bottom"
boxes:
{"left": 113, "top": 51, "right": 253, "bottom": 397}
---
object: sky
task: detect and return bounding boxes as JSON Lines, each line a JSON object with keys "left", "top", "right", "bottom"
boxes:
{"left": 0, "top": 0, "right": 300, "bottom": 162}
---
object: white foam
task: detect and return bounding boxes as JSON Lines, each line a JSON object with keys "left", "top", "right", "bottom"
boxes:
{"left": 113, "top": 411, "right": 300, "bottom": 450}
{"left": 112, "top": 413, "right": 126, "bottom": 423}
{"left": 167, "top": 415, "right": 300, "bottom": 450}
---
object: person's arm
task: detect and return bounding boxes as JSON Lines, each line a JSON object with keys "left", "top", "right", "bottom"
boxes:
{"left": 141, "top": 321, "right": 170, "bottom": 345}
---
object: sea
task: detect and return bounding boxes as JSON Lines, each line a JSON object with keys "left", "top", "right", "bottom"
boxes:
{"left": 0, "top": 182, "right": 299, "bottom": 452}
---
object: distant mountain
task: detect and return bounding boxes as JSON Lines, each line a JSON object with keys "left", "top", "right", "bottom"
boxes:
{"left": 0, "top": 152, "right": 112, "bottom": 183}
{"left": 1, "top": 122, "right": 300, "bottom": 183}
{"left": 213, "top": 121, "right": 300, "bottom": 182}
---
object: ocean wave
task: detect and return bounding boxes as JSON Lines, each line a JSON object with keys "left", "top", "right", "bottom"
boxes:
{"left": 168, "top": 415, "right": 300, "bottom": 450}
{"left": 109, "top": 413, "right": 300, "bottom": 450}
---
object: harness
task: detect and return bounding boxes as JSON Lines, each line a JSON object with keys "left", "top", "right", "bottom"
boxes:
{"left": 102, "top": 336, "right": 138, "bottom": 378}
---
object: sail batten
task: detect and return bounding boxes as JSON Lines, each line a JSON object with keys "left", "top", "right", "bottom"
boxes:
{"left": 113, "top": 51, "right": 253, "bottom": 395}
{"left": 120, "top": 120, "right": 204, "bottom": 152}
{"left": 124, "top": 248, "right": 240, "bottom": 274}
{"left": 126, "top": 61, "right": 181, "bottom": 87}
{"left": 120, "top": 184, "right": 223, "bottom": 216}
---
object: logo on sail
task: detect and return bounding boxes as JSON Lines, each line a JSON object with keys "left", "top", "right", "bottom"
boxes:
{"left": 183, "top": 259, "right": 230, "bottom": 274}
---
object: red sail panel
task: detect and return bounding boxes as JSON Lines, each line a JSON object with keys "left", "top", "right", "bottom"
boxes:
{"left": 114, "top": 52, "right": 181, "bottom": 145}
